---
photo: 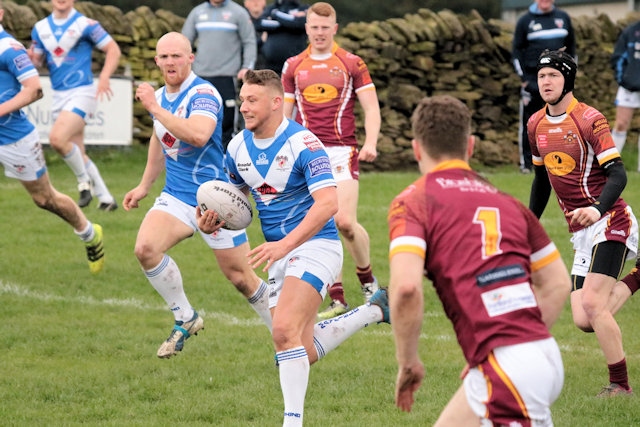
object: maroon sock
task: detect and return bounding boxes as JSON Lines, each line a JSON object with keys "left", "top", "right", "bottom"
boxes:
{"left": 328, "top": 282, "right": 346, "bottom": 305}
{"left": 356, "top": 265, "right": 375, "bottom": 286}
{"left": 621, "top": 267, "right": 640, "bottom": 295}
{"left": 608, "top": 358, "right": 630, "bottom": 390}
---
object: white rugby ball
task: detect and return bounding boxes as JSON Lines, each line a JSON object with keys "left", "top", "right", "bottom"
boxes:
{"left": 196, "top": 180, "right": 253, "bottom": 230}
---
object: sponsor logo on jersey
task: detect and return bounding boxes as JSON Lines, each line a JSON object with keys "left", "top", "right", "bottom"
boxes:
{"left": 256, "top": 182, "right": 277, "bottom": 196}
{"left": 162, "top": 132, "right": 176, "bottom": 147}
{"left": 256, "top": 152, "right": 268, "bottom": 165}
{"left": 13, "top": 53, "right": 32, "bottom": 71}
{"left": 537, "top": 133, "right": 548, "bottom": 148}
{"left": 302, "top": 83, "right": 337, "bottom": 104}
{"left": 544, "top": 151, "right": 575, "bottom": 176}
{"left": 303, "top": 134, "right": 323, "bottom": 151}
{"left": 236, "top": 162, "right": 252, "bottom": 172}
{"left": 434, "top": 177, "right": 497, "bottom": 193}
{"left": 592, "top": 117, "right": 609, "bottom": 135}
{"left": 476, "top": 264, "right": 526, "bottom": 287}
{"left": 308, "top": 156, "right": 332, "bottom": 177}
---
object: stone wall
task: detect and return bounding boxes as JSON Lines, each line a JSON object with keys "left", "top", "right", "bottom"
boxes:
{"left": 3, "top": 1, "right": 639, "bottom": 170}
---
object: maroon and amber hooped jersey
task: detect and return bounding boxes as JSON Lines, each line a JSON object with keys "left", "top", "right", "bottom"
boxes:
{"left": 388, "top": 160, "right": 560, "bottom": 366}
{"left": 282, "top": 42, "right": 375, "bottom": 147}
{"left": 528, "top": 98, "right": 630, "bottom": 232}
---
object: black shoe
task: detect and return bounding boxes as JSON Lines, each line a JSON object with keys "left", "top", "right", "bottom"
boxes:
{"left": 78, "top": 183, "right": 93, "bottom": 207}
{"left": 98, "top": 201, "right": 118, "bottom": 211}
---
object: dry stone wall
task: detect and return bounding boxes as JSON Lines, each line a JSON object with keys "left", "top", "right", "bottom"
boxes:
{"left": 3, "top": 1, "right": 639, "bottom": 170}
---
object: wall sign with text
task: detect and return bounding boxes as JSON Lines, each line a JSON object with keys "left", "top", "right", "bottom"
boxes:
{"left": 26, "top": 75, "right": 133, "bottom": 146}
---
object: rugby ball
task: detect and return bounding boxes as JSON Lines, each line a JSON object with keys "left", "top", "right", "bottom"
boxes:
{"left": 196, "top": 180, "right": 253, "bottom": 230}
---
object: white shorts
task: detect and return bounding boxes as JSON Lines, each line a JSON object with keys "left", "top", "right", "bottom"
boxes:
{"left": 614, "top": 86, "right": 640, "bottom": 109}
{"left": 0, "top": 129, "right": 47, "bottom": 181}
{"left": 267, "top": 238, "right": 343, "bottom": 309}
{"left": 325, "top": 145, "right": 359, "bottom": 182}
{"left": 570, "top": 208, "right": 638, "bottom": 277}
{"left": 52, "top": 85, "right": 97, "bottom": 122}
{"left": 464, "top": 338, "right": 564, "bottom": 427}
{"left": 148, "top": 192, "right": 249, "bottom": 250}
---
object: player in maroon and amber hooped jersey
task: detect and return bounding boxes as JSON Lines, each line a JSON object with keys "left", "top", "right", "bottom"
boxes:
{"left": 282, "top": 2, "right": 382, "bottom": 319}
{"left": 529, "top": 49, "right": 640, "bottom": 397}
{"left": 389, "top": 95, "right": 571, "bottom": 426}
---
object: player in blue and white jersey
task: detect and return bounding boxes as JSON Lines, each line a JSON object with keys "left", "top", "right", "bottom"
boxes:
{"left": 0, "top": 3, "right": 104, "bottom": 274}
{"left": 29, "top": 0, "right": 120, "bottom": 210}
{"left": 122, "top": 32, "right": 272, "bottom": 359}
{"left": 198, "top": 69, "right": 389, "bottom": 427}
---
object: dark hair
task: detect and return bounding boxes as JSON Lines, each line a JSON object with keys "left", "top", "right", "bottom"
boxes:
{"left": 411, "top": 95, "right": 471, "bottom": 159}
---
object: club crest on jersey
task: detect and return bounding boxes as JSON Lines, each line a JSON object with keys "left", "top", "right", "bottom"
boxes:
{"left": 256, "top": 152, "right": 269, "bottom": 165}
{"left": 563, "top": 130, "right": 578, "bottom": 144}
{"left": 555, "top": 19, "right": 564, "bottom": 28}
{"left": 276, "top": 155, "right": 290, "bottom": 171}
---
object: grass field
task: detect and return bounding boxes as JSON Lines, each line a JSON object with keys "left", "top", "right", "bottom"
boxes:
{"left": 0, "top": 144, "right": 639, "bottom": 426}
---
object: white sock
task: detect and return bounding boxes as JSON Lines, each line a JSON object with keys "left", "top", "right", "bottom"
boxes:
{"left": 313, "top": 303, "right": 382, "bottom": 360}
{"left": 63, "top": 144, "right": 90, "bottom": 184}
{"left": 145, "top": 254, "right": 194, "bottom": 322}
{"left": 74, "top": 221, "right": 94, "bottom": 241}
{"left": 612, "top": 130, "right": 627, "bottom": 153}
{"left": 277, "top": 347, "right": 308, "bottom": 427}
{"left": 85, "top": 159, "right": 114, "bottom": 203}
{"left": 247, "top": 280, "right": 273, "bottom": 332}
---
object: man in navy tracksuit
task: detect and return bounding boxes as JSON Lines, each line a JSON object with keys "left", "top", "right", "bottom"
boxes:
{"left": 255, "top": 0, "right": 308, "bottom": 74}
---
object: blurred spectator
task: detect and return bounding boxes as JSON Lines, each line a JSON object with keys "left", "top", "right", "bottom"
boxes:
{"left": 244, "top": 0, "right": 267, "bottom": 69}
{"left": 610, "top": 19, "right": 640, "bottom": 171}
{"left": 182, "top": 0, "right": 257, "bottom": 150}
{"left": 256, "top": 0, "right": 308, "bottom": 74}
{"left": 512, "top": 0, "right": 575, "bottom": 174}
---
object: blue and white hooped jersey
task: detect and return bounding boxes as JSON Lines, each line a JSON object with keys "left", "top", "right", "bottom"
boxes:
{"left": 225, "top": 118, "right": 339, "bottom": 242}
{"left": 152, "top": 71, "right": 225, "bottom": 207}
{"left": 0, "top": 26, "right": 38, "bottom": 145}
{"left": 31, "top": 9, "right": 112, "bottom": 91}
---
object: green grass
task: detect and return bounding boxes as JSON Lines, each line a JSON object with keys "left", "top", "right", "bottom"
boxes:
{"left": 0, "top": 145, "right": 639, "bottom": 426}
